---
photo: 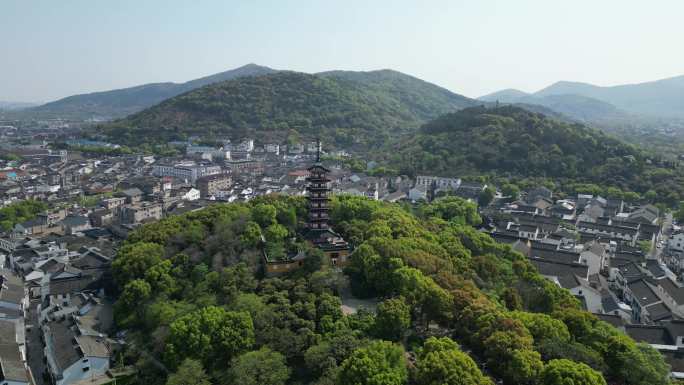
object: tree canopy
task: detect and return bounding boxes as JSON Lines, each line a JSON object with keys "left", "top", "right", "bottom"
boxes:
{"left": 110, "top": 195, "right": 670, "bottom": 385}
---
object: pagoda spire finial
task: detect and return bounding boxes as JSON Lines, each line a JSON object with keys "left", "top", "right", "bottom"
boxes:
{"left": 316, "top": 138, "right": 321, "bottom": 163}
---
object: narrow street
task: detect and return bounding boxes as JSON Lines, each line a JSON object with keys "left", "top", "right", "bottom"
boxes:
{"left": 656, "top": 213, "right": 674, "bottom": 264}
{"left": 26, "top": 298, "right": 47, "bottom": 385}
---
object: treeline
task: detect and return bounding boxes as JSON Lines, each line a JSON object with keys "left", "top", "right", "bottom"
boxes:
{"left": 111, "top": 195, "right": 670, "bottom": 385}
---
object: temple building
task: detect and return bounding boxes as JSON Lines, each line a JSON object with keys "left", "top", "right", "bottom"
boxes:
{"left": 302, "top": 146, "right": 351, "bottom": 266}
{"left": 263, "top": 142, "right": 351, "bottom": 275}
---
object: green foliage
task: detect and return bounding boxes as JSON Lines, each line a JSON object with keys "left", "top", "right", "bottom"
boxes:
{"left": 112, "top": 242, "right": 164, "bottom": 287}
{"left": 0, "top": 199, "right": 48, "bottom": 231}
{"left": 540, "top": 359, "right": 607, "bottom": 385}
{"left": 253, "top": 203, "right": 277, "bottom": 228}
{"left": 385, "top": 106, "right": 684, "bottom": 207}
{"left": 225, "top": 347, "right": 290, "bottom": 385}
{"left": 165, "top": 306, "right": 254, "bottom": 370}
{"left": 418, "top": 196, "right": 482, "bottom": 226}
{"left": 478, "top": 186, "right": 496, "bottom": 207}
{"left": 338, "top": 341, "right": 408, "bottom": 385}
{"left": 0, "top": 153, "right": 21, "bottom": 161}
{"left": 165, "top": 359, "right": 211, "bottom": 385}
{"left": 675, "top": 201, "right": 684, "bottom": 222}
{"left": 101, "top": 71, "right": 475, "bottom": 147}
{"left": 373, "top": 297, "right": 411, "bottom": 341}
{"left": 414, "top": 337, "right": 492, "bottom": 385}
{"left": 501, "top": 183, "right": 520, "bottom": 200}
{"left": 111, "top": 195, "right": 669, "bottom": 385}
{"left": 638, "top": 240, "right": 652, "bottom": 254}
{"left": 116, "top": 279, "right": 151, "bottom": 325}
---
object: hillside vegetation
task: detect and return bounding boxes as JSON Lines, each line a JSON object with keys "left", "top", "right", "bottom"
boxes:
{"left": 385, "top": 106, "right": 684, "bottom": 204}
{"left": 112, "top": 195, "right": 670, "bottom": 385}
{"left": 99, "top": 70, "right": 476, "bottom": 147}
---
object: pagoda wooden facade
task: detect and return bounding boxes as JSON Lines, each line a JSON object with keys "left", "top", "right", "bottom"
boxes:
{"left": 303, "top": 144, "right": 351, "bottom": 266}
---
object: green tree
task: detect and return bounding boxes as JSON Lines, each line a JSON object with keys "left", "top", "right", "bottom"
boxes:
{"left": 623, "top": 191, "right": 641, "bottom": 203}
{"left": 166, "top": 359, "right": 211, "bottom": 385}
{"left": 502, "top": 349, "right": 543, "bottom": 385}
{"left": 240, "top": 221, "right": 262, "bottom": 248}
{"left": 501, "top": 184, "right": 520, "bottom": 200}
{"left": 112, "top": 242, "right": 164, "bottom": 286}
{"left": 265, "top": 223, "right": 289, "bottom": 242}
{"left": 540, "top": 359, "right": 607, "bottom": 385}
{"left": 226, "top": 348, "right": 290, "bottom": 385}
{"left": 414, "top": 337, "right": 492, "bottom": 385}
{"left": 674, "top": 202, "right": 684, "bottom": 222}
{"left": 338, "top": 341, "right": 407, "bottom": 385}
{"left": 420, "top": 196, "right": 482, "bottom": 226}
{"left": 373, "top": 297, "right": 411, "bottom": 341}
{"left": 0, "top": 199, "right": 48, "bottom": 231}
{"left": 165, "top": 306, "right": 254, "bottom": 369}
{"left": 478, "top": 187, "right": 496, "bottom": 207}
{"left": 118, "top": 279, "right": 151, "bottom": 311}
{"left": 638, "top": 240, "right": 652, "bottom": 254}
{"left": 253, "top": 203, "right": 277, "bottom": 228}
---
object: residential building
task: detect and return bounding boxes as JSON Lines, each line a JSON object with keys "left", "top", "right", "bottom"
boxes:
{"left": 121, "top": 202, "right": 162, "bottom": 224}
{"left": 197, "top": 174, "right": 232, "bottom": 198}
{"left": 152, "top": 163, "right": 221, "bottom": 183}
{"left": 0, "top": 319, "right": 30, "bottom": 385}
{"left": 415, "top": 176, "right": 461, "bottom": 191}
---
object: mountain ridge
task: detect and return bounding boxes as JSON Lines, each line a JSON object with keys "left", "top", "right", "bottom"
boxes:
{"left": 99, "top": 69, "right": 479, "bottom": 147}
{"left": 24, "top": 64, "right": 278, "bottom": 119}
{"left": 480, "top": 73, "right": 684, "bottom": 120}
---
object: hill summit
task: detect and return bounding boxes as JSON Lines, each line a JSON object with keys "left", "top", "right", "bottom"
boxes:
{"left": 101, "top": 70, "right": 477, "bottom": 147}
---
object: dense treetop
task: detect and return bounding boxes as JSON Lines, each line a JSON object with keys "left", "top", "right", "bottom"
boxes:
{"left": 111, "top": 195, "right": 670, "bottom": 385}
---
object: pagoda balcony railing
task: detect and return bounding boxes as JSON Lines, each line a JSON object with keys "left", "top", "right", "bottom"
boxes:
{"left": 309, "top": 223, "right": 330, "bottom": 229}
{"left": 309, "top": 213, "right": 330, "bottom": 219}
{"left": 309, "top": 203, "right": 330, "bottom": 210}
{"left": 308, "top": 194, "right": 329, "bottom": 198}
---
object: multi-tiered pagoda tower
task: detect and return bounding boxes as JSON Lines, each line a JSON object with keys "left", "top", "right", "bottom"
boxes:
{"left": 306, "top": 147, "right": 331, "bottom": 231}
{"left": 304, "top": 141, "right": 351, "bottom": 266}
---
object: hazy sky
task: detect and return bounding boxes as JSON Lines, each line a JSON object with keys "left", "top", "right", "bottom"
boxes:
{"left": 2, "top": 0, "right": 683, "bottom": 102}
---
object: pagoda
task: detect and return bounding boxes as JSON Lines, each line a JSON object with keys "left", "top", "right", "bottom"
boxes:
{"left": 303, "top": 141, "right": 351, "bottom": 266}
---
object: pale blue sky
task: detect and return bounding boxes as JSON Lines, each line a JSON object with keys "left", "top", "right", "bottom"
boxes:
{"left": 2, "top": 0, "right": 683, "bottom": 102}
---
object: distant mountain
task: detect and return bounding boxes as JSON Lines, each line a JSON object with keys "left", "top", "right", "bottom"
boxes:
{"left": 536, "top": 75, "right": 684, "bottom": 118}
{"left": 25, "top": 64, "right": 277, "bottom": 119}
{"left": 100, "top": 70, "right": 478, "bottom": 147}
{"left": 480, "top": 74, "right": 684, "bottom": 121}
{"left": 0, "top": 101, "right": 38, "bottom": 111}
{"left": 479, "top": 88, "right": 530, "bottom": 101}
{"left": 479, "top": 89, "right": 628, "bottom": 123}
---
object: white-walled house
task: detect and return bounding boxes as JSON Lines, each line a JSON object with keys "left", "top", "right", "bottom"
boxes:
{"left": 43, "top": 321, "right": 111, "bottom": 385}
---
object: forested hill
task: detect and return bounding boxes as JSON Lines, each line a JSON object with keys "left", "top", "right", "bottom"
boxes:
{"left": 99, "top": 70, "right": 477, "bottom": 147}
{"left": 24, "top": 64, "right": 277, "bottom": 119}
{"left": 386, "top": 106, "right": 684, "bottom": 204}
{"left": 112, "top": 195, "right": 670, "bottom": 385}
